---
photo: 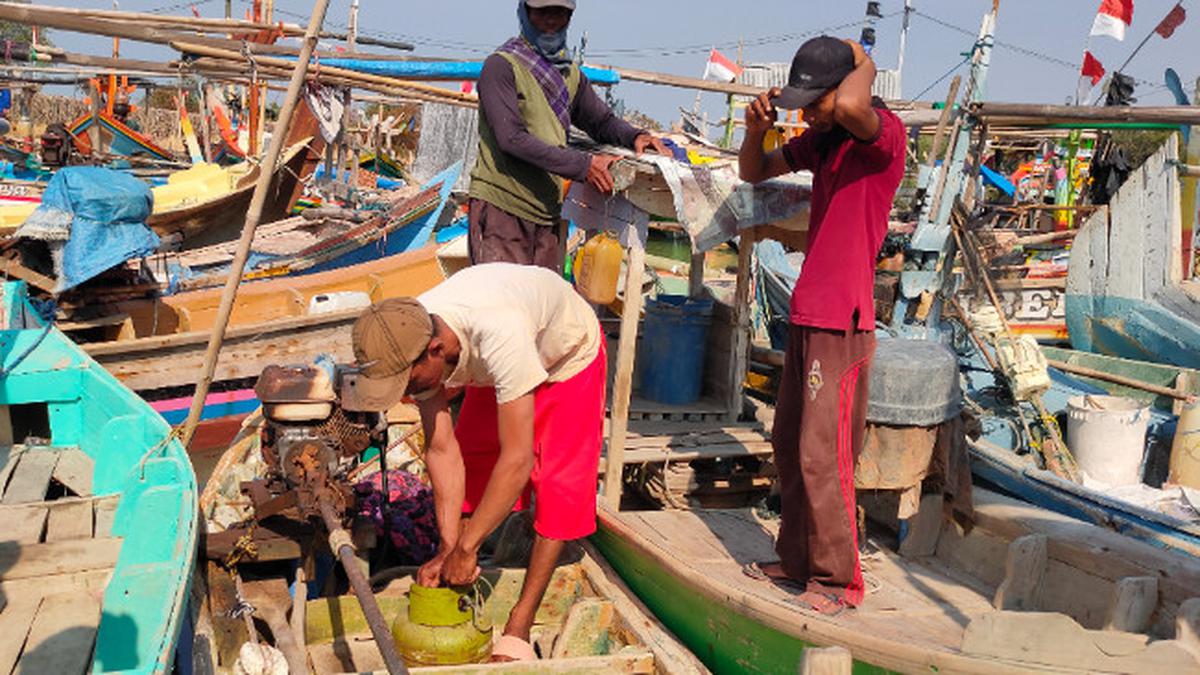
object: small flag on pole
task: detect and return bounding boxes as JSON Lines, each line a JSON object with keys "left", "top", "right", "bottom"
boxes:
{"left": 1077, "top": 51, "right": 1107, "bottom": 103}
{"left": 1155, "top": 3, "right": 1187, "bottom": 38}
{"left": 703, "top": 48, "right": 743, "bottom": 83}
{"left": 1090, "top": 0, "right": 1135, "bottom": 41}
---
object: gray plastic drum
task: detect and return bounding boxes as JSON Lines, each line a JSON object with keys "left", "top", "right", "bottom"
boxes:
{"left": 866, "top": 339, "right": 963, "bottom": 426}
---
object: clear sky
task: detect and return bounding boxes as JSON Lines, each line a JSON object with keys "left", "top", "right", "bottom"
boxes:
{"left": 55, "top": 0, "right": 1197, "bottom": 127}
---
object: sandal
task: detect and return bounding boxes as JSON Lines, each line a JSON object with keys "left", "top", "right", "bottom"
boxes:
{"left": 491, "top": 634, "right": 537, "bottom": 662}
{"left": 742, "top": 561, "right": 806, "bottom": 592}
{"left": 789, "top": 583, "right": 848, "bottom": 617}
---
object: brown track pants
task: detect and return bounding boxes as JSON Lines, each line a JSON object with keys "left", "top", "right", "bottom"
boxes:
{"left": 771, "top": 324, "right": 875, "bottom": 606}
{"left": 467, "top": 198, "right": 564, "bottom": 272}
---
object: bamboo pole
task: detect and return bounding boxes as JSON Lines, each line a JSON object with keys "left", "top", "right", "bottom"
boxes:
{"left": 603, "top": 243, "right": 647, "bottom": 510}
{"left": 178, "top": 0, "right": 332, "bottom": 449}
{"left": 0, "top": 3, "right": 404, "bottom": 61}
{"left": 925, "top": 75, "right": 960, "bottom": 169}
{"left": 1046, "top": 359, "right": 1191, "bottom": 401}
{"left": 171, "top": 41, "right": 478, "bottom": 106}
{"left": 970, "top": 102, "right": 1200, "bottom": 126}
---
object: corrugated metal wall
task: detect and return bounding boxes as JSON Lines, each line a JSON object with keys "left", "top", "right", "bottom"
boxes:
{"left": 736, "top": 64, "right": 901, "bottom": 102}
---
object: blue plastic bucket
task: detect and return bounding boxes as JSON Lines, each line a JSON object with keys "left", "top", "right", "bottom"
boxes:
{"left": 638, "top": 294, "right": 715, "bottom": 405}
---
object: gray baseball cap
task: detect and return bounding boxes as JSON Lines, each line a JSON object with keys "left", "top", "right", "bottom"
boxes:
{"left": 525, "top": 0, "right": 576, "bottom": 8}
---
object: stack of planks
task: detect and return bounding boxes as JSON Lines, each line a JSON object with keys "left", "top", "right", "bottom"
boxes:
{"left": 0, "top": 444, "right": 123, "bottom": 675}
{"left": 604, "top": 420, "right": 774, "bottom": 509}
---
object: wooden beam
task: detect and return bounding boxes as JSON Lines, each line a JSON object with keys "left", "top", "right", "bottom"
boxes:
{"left": 1047, "top": 359, "right": 1189, "bottom": 401}
{"left": 970, "top": 102, "right": 1200, "bottom": 126}
{"left": 603, "top": 243, "right": 647, "bottom": 510}
{"left": 1104, "top": 576, "right": 1158, "bottom": 634}
{"left": 798, "top": 646, "right": 853, "bottom": 675}
{"left": 992, "top": 534, "right": 1047, "bottom": 611}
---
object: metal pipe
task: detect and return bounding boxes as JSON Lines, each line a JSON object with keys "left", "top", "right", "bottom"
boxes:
{"left": 318, "top": 498, "right": 409, "bottom": 675}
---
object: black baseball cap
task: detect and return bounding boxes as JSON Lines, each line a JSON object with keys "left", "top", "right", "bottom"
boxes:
{"left": 771, "top": 36, "right": 855, "bottom": 110}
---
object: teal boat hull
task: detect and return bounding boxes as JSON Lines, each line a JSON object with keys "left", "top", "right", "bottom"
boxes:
{"left": 1, "top": 281, "right": 198, "bottom": 674}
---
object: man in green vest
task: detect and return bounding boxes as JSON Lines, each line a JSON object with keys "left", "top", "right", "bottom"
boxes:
{"left": 469, "top": 0, "right": 668, "bottom": 271}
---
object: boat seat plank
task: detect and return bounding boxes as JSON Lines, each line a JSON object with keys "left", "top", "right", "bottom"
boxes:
{"left": 1, "top": 450, "right": 57, "bottom": 504}
{"left": 1, "top": 569, "right": 113, "bottom": 606}
{"left": 0, "top": 445, "right": 21, "bottom": 494}
{"left": 15, "top": 592, "right": 101, "bottom": 675}
{"left": 46, "top": 499, "right": 95, "bottom": 542}
{"left": 93, "top": 495, "right": 120, "bottom": 538}
{"left": 50, "top": 449, "right": 93, "bottom": 497}
{"left": 0, "top": 598, "right": 41, "bottom": 675}
{"left": 2, "top": 505, "right": 47, "bottom": 544}
{"left": 0, "top": 537, "right": 122, "bottom": 581}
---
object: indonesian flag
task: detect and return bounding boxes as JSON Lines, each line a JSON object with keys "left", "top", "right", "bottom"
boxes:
{"left": 1077, "top": 51, "right": 1106, "bottom": 102}
{"left": 1155, "top": 3, "right": 1187, "bottom": 38}
{"left": 703, "top": 48, "right": 742, "bottom": 83}
{"left": 1090, "top": 0, "right": 1134, "bottom": 41}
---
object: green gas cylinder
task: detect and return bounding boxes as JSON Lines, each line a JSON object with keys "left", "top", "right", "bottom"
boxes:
{"left": 392, "top": 584, "right": 493, "bottom": 666}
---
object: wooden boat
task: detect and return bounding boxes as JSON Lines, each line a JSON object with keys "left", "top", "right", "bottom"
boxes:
{"left": 191, "top": 402, "right": 705, "bottom": 674}
{"left": 0, "top": 280, "right": 198, "bottom": 673}
{"left": 68, "top": 110, "right": 177, "bottom": 163}
{"left": 1067, "top": 135, "right": 1200, "bottom": 368}
{"left": 146, "top": 139, "right": 313, "bottom": 248}
{"left": 594, "top": 487, "right": 1200, "bottom": 674}
{"left": 68, "top": 243, "right": 444, "bottom": 423}
{"left": 137, "top": 161, "right": 461, "bottom": 295}
{"left": 963, "top": 347, "right": 1200, "bottom": 559}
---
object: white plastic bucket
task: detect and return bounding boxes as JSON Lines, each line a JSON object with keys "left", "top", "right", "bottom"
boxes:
{"left": 1066, "top": 395, "right": 1150, "bottom": 486}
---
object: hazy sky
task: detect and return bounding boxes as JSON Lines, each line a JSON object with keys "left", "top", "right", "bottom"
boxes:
{"left": 56, "top": 0, "right": 1197, "bottom": 126}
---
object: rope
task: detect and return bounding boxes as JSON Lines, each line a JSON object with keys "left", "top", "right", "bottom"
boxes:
{"left": 0, "top": 297, "right": 56, "bottom": 379}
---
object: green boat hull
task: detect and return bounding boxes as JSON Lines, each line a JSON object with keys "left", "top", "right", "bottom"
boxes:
{"left": 590, "top": 524, "right": 892, "bottom": 675}
{"left": 1, "top": 281, "right": 198, "bottom": 674}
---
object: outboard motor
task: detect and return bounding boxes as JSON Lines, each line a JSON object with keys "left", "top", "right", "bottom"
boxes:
{"left": 40, "top": 124, "right": 70, "bottom": 168}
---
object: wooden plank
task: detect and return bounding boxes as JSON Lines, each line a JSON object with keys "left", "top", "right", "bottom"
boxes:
{"left": 2, "top": 505, "right": 47, "bottom": 544}
{"left": 603, "top": 242, "right": 646, "bottom": 509}
{"left": 0, "top": 597, "right": 41, "bottom": 675}
{"left": 93, "top": 495, "right": 119, "bottom": 538}
{"left": 0, "top": 538, "right": 122, "bottom": 581}
{"left": 1, "top": 569, "right": 112, "bottom": 602}
{"left": 15, "top": 592, "right": 101, "bottom": 675}
{"left": 551, "top": 599, "right": 616, "bottom": 659}
{"left": 1, "top": 451, "right": 58, "bottom": 505}
{"left": 577, "top": 543, "right": 709, "bottom": 675}
{"left": 0, "top": 407, "right": 13, "bottom": 447}
{"left": 799, "top": 646, "right": 852, "bottom": 675}
{"left": 45, "top": 499, "right": 94, "bottom": 542}
{"left": 899, "top": 494, "right": 944, "bottom": 558}
{"left": 1104, "top": 576, "right": 1158, "bottom": 634}
{"left": 50, "top": 449, "right": 93, "bottom": 497}
{"left": 992, "top": 534, "right": 1046, "bottom": 611}
{"left": 308, "top": 640, "right": 656, "bottom": 675}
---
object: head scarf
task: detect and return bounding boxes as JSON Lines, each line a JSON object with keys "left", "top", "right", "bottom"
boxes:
{"left": 517, "top": 1, "right": 572, "bottom": 68}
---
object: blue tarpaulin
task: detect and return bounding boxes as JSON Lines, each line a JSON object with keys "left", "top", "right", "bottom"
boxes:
{"left": 16, "top": 167, "right": 159, "bottom": 292}
{"left": 295, "top": 58, "right": 621, "bottom": 85}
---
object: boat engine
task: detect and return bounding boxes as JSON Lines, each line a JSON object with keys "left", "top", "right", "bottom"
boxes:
{"left": 253, "top": 363, "right": 386, "bottom": 517}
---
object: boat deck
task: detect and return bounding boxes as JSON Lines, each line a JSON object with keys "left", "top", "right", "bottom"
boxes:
{"left": 0, "top": 445, "right": 122, "bottom": 675}
{"left": 618, "top": 508, "right": 996, "bottom": 656}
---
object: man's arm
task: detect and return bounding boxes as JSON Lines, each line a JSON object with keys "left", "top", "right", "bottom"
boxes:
{"left": 833, "top": 41, "right": 880, "bottom": 142}
{"left": 739, "top": 87, "right": 792, "bottom": 184}
{"left": 441, "top": 392, "right": 536, "bottom": 585}
{"left": 415, "top": 389, "right": 465, "bottom": 587}
{"left": 571, "top": 75, "right": 669, "bottom": 157}
{"left": 478, "top": 54, "right": 593, "bottom": 180}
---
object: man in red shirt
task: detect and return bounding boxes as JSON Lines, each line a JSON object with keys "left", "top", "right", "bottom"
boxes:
{"left": 738, "top": 36, "right": 906, "bottom": 614}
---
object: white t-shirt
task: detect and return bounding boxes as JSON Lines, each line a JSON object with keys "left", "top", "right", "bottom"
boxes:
{"left": 417, "top": 263, "right": 601, "bottom": 403}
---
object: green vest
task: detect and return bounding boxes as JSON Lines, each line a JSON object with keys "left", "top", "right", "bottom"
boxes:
{"left": 469, "top": 52, "right": 581, "bottom": 226}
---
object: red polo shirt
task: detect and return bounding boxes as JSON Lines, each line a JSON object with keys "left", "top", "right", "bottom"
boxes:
{"left": 781, "top": 107, "right": 906, "bottom": 332}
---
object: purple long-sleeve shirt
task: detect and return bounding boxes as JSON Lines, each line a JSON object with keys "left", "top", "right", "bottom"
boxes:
{"left": 476, "top": 53, "right": 644, "bottom": 182}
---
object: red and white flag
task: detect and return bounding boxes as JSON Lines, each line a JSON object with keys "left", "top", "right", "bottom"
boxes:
{"left": 1090, "top": 0, "right": 1135, "bottom": 40}
{"left": 1155, "top": 3, "right": 1186, "bottom": 38}
{"left": 1077, "top": 51, "right": 1107, "bottom": 102}
{"left": 702, "top": 48, "right": 742, "bottom": 83}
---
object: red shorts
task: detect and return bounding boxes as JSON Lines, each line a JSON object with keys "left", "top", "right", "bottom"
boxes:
{"left": 454, "top": 339, "right": 607, "bottom": 540}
